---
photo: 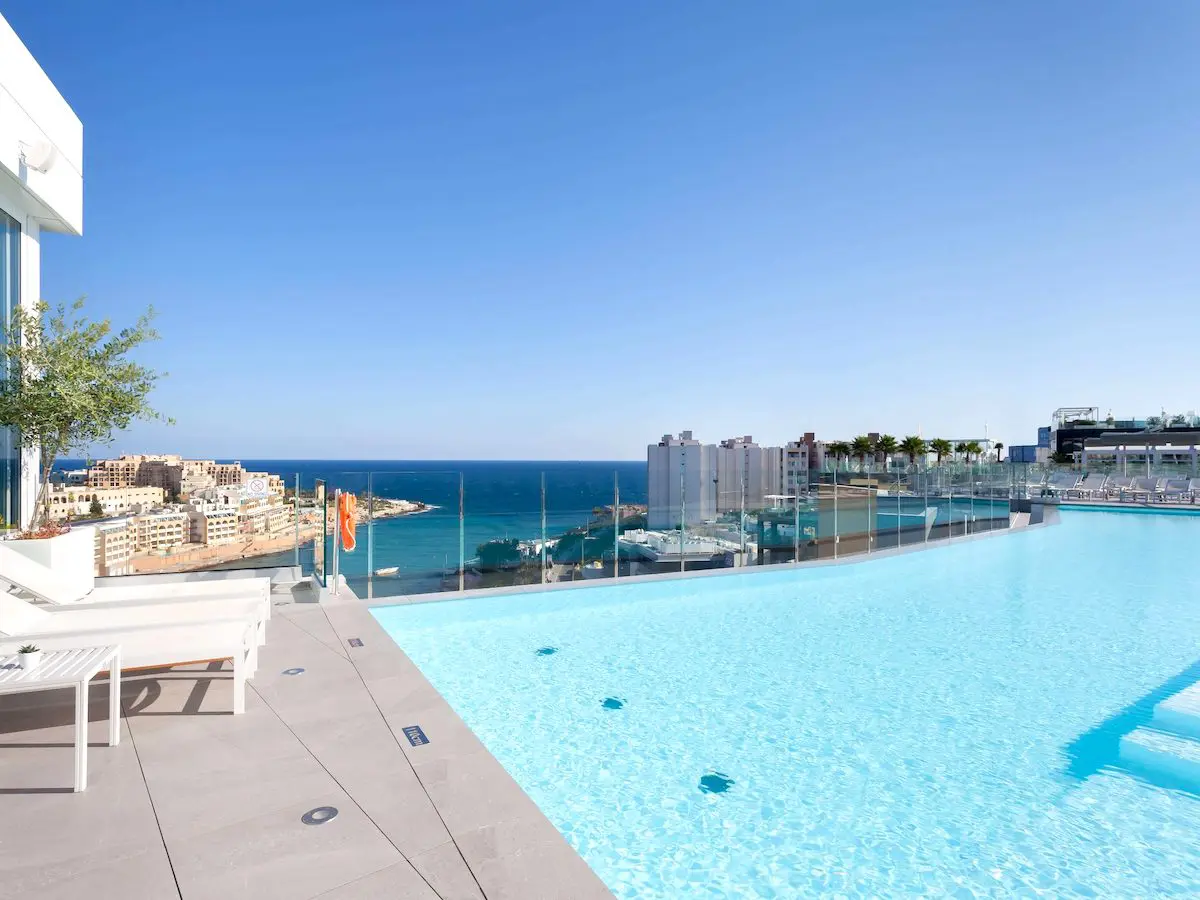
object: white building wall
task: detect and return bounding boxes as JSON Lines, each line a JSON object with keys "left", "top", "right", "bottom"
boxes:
{"left": 647, "top": 433, "right": 716, "bottom": 528}
{"left": 0, "top": 14, "right": 83, "bottom": 529}
{"left": 715, "top": 438, "right": 775, "bottom": 512}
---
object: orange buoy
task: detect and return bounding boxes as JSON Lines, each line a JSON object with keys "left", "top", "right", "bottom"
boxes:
{"left": 338, "top": 493, "right": 357, "bottom": 552}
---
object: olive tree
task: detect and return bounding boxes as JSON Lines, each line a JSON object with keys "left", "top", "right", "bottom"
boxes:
{"left": 0, "top": 298, "right": 170, "bottom": 530}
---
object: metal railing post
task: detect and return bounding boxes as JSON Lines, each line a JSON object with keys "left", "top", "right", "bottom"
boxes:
{"left": 613, "top": 470, "right": 619, "bottom": 579}
{"left": 458, "top": 473, "right": 465, "bottom": 592}
{"left": 366, "top": 472, "right": 374, "bottom": 600}
{"left": 293, "top": 473, "right": 300, "bottom": 567}
{"left": 542, "top": 475, "right": 547, "bottom": 588}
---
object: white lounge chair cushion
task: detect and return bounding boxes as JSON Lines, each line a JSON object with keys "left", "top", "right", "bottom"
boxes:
{"left": 0, "top": 619, "right": 255, "bottom": 670}
{"left": 0, "top": 591, "right": 264, "bottom": 639}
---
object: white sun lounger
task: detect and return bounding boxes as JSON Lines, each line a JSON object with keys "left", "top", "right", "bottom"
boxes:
{"left": 0, "top": 542, "right": 270, "bottom": 644}
{"left": 1130, "top": 476, "right": 1164, "bottom": 501}
{"left": 1066, "top": 473, "right": 1108, "bottom": 499}
{"left": 1044, "top": 472, "right": 1082, "bottom": 496}
{"left": 1162, "top": 477, "right": 1191, "bottom": 502}
{"left": 1103, "top": 475, "right": 1135, "bottom": 499}
{"left": 0, "top": 619, "right": 257, "bottom": 714}
{"left": 0, "top": 590, "right": 263, "bottom": 672}
{"left": 0, "top": 593, "right": 260, "bottom": 713}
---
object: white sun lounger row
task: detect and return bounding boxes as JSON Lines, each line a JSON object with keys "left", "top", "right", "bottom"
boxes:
{"left": 0, "top": 541, "right": 273, "bottom": 714}
{"left": 1062, "top": 474, "right": 1200, "bottom": 503}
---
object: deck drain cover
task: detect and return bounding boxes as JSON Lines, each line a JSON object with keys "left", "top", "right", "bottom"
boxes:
{"left": 282, "top": 667, "right": 305, "bottom": 676}
{"left": 301, "top": 806, "right": 338, "bottom": 825}
{"left": 348, "top": 638, "right": 364, "bottom": 648}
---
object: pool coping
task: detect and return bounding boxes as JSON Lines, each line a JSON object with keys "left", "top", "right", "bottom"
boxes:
{"left": 365, "top": 503, "right": 1057, "bottom": 610}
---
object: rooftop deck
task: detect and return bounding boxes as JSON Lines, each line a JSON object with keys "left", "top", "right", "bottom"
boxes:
{"left": 0, "top": 584, "right": 612, "bottom": 900}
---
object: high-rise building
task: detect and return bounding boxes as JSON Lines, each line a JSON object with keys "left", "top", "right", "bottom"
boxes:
{"left": 714, "top": 437, "right": 781, "bottom": 512}
{"left": 1, "top": 15, "right": 84, "bottom": 529}
{"left": 648, "top": 432, "right": 810, "bottom": 527}
{"left": 647, "top": 432, "right": 716, "bottom": 528}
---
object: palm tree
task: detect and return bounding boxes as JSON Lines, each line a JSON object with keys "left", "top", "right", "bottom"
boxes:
{"left": 826, "top": 441, "right": 850, "bottom": 472}
{"left": 900, "top": 435, "right": 927, "bottom": 466}
{"left": 964, "top": 440, "right": 982, "bottom": 463}
{"left": 874, "top": 434, "right": 899, "bottom": 466}
{"left": 930, "top": 438, "right": 952, "bottom": 463}
{"left": 955, "top": 441, "right": 968, "bottom": 462}
{"left": 850, "top": 435, "right": 874, "bottom": 472}
{"left": 993, "top": 441, "right": 1004, "bottom": 463}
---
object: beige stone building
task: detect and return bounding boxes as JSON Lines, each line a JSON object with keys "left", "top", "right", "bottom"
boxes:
{"left": 237, "top": 498, "right": 294, "bottom": 536}
{"left": 94, "top": 520, "right": 133, "bottom": 576}
{"left": 46, "top": 484, "right": 165, "bottom": 520}
{"left": 88, "top": 455, "right": 254, "bottom": 498}
{"left": 132, "top": 510, "right": 189, "bottom": 550}
{"left": 188, "top": 508, "right": 239, "bottom": 546}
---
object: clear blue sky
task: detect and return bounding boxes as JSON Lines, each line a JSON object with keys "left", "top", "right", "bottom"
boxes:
{"left": 8, "top": 1, "right": 1200, "bottom": 459}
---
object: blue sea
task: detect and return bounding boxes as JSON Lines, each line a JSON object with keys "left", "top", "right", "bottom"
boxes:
{"left": 60, "top": 459, "right": 645, "bottom": 595}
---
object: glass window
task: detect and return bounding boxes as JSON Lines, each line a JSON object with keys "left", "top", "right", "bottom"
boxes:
{"left": 1, "top": 209, "right": 20, "bottom": 530}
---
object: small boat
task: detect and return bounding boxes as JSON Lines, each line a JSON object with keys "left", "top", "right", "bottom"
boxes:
{"left": 373, "top": 566, "right": 399, "bottom": 576}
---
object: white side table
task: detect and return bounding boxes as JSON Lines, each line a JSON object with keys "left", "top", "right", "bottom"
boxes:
{"left": 0, "top": 645, "right": 121, "bottom": 791}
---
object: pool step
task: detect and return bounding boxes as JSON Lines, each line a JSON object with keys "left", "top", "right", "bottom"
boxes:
{"left": 1118, "top": 727, "right": 1200, "bottom": 788}
{"left": 1152, "top": 682, "right": 1200, "bottom": 740}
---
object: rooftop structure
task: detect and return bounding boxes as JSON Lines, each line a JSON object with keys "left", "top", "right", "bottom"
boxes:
{"left": 1, "top": 13, "right": 83, "bottom": 528}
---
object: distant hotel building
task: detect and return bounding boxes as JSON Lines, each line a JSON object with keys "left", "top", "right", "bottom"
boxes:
{"left": 188, "top": 507, "right": 238, "bottom": 546}
{"left": 86, "top": 454, "right": 284, "bottom": 498}
{"left": 1007, "top": 407, "right": 1200, "bottom": 471}
{"left": 46, "top": 484, "right": 164, "bottom": 520}
{"left": 94, "top": 520, "right": 133, "bottom": 576}
{"left": 88, "top": 454, "right": 249, "bottom": 495}
{"left": 134, "top": 510, "right": 190, "bottom": 550}
{"left": 647, "top": 432, "right": 716, "bottom": 528}
{"left": 648, "top": 432, "right": 813, "bottom": 528}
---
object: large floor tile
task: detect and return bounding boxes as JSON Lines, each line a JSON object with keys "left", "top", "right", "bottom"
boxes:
{"left": 408, "top": 840, "right": 486, "bottom": 900}
{"left": 168, "top": 790, "right": 401, "bottom": 900}
{"left": 297, "top": 718, "right": 451, "bottom": 858}
{"left": 457, "top": 815, "right": 613, "bottom": 900}
{"left": 1, "top": 837, "right": 179, "bottom": 900}
{"left": 412, "top": 748, "right": 542, "bottom": 837}
{"left": 311, "top": 860, "right": 439, "bottom": 899}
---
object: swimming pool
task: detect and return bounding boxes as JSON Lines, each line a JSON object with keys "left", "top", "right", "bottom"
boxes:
{"left": 372, "top": 511, "right": 1200, "bottom": 897}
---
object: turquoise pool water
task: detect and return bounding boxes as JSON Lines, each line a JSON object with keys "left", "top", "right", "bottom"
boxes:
{"left": 372, "top": 511, "right": 1200, "bottom": 897}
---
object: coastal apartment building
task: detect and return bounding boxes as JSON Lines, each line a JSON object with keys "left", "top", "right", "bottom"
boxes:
{"left": 713, "top": 437, "right": 782, "bottom": 514}
{"left": 1, "top": 15, "right": 84, "bottom": 529}
{"left": 649, "top": 432, "right": 819, "bottom": 528}
{"left": 239, "top": 500, "right": 293, "bottom": 536}
{"left": 94, "top": 520, "right": 133, "bottom": 575}
{"left": 188, "top": 507, "right": 238, "bottom": 545}
{"left": 133, "top": 510, "right": 189, "bottom": 550}
{"left": 46, "top": 484, "right": 164, "bottom": 520}
{"left": 87, "top": 454, "right": 246, "bottom": 495}
{"left": 87, "top": 455, "right": 284, "bottom": 500}
{"left": 648, "top": 432, "right": 717, "bottom": 528}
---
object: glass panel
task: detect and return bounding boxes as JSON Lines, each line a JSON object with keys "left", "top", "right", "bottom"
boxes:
{"left": 311, "top": 478, "right": 326, "bottom": 586}
{"left": 357, "top": 469, "right": 461, "bottom": 599}
{"left": 0, "top": 210, "right": 19, "bottom": 531}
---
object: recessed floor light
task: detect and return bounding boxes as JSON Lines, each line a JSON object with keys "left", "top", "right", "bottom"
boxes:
{"left": 301, "top": 806, "right": 338, "bottom": 825}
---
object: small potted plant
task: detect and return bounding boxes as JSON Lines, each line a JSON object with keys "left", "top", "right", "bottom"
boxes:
{"left": 18, "top": 644, "right": 43, "bottom": 671}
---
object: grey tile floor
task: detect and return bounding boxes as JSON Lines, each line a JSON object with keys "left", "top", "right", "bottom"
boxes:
{"left": 0, "top": 588, "right": 612, "bottom": 900}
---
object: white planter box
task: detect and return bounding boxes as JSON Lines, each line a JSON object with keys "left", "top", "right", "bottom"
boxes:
{"left": 3, "top": 526, "right": 95, "bottom": 601}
